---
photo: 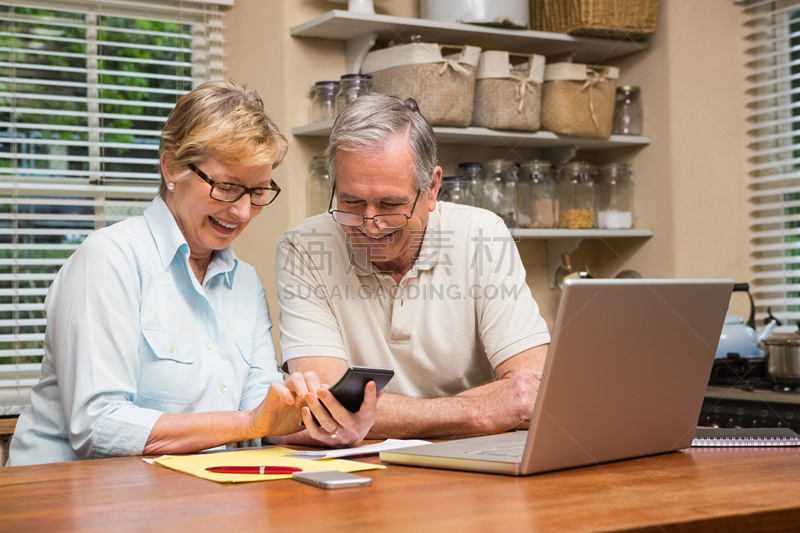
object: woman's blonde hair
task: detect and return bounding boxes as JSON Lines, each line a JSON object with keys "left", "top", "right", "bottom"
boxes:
{"left": 158, "top": 79, "right": 288, "bottom": 199}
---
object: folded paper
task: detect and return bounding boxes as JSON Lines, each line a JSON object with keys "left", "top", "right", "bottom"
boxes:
{"left": 151, "top": 447, "right": 384, "bottom": 484}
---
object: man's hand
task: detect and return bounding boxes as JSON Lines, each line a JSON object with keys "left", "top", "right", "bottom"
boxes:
{"left": 465, "top": 368, "right": 543, "bottom": 434}
{"left": 300, "top": 381, "right": 382, "bottom": 448}
{"left": 248, "top": 370, "right": 380, "bottom": 448}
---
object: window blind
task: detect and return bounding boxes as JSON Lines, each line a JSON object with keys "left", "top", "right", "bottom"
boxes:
{"left": 0, "top": 0, "right": 226, "bottom": 412}
{"left": 742, "top": 0, "right": 800, "bottom": 329}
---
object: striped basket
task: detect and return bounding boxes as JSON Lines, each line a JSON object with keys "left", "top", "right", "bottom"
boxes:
{"left": 530, "top": 0, "right": 660, "bottom": 40}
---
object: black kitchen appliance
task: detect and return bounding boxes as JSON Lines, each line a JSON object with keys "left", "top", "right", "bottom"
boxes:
{"left": 701, "top": 354, "right": 800, "bottom": 431}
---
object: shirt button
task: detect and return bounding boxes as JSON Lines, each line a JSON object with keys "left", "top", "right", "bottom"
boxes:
{"left": 206, "top": 342, "right": 212, "bottom": 350}
{"left": 220, "top": 384, "right": 227, "bottom": 393}
{"left": 169, "top": 344, "right": 175, "bottom": 353}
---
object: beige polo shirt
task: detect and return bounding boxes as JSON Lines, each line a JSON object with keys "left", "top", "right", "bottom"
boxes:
{"left": 275, "top": 202, "right": 551, "bottom": 399}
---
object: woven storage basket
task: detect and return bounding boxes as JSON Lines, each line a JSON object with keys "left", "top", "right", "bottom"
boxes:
{"left": 541, "top": 63, "right": 618, "bottom": 138}
{"left": 530, "top": 0, "right": 660, "bottom": 40}
{"left": 362, "top": 43, "right": 481, "bottom": 127}
{"left": 471, "top": 51, "right": 545, "bottom": 132}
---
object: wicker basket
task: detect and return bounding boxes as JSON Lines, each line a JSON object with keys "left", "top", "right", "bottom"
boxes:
{"left": 530, "top": 0, "right": 660, "bottom": 40}
{"left": 471, "top": 51, "right": 545, "bottom": 132}
{"left": 362, "top": 43, "right": 481, "bottom": 127}
{"left": 541, "top": 63, "right": 618, "bottom": 138}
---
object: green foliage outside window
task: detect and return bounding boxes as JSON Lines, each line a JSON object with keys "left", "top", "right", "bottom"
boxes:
{"left": 0, "top": 7, "right": 194, "bottom": 365}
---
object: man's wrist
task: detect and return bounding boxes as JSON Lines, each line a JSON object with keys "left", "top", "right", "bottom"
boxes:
{"left": 464, "top": 395, "right": 489, "bottom": 434}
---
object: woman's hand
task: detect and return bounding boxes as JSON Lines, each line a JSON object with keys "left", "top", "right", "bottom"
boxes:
{"left": 299, "top": 380, "right": 381, "bottom": 448}
{"left": 247, "top": 371, "right": 323, "bottom": 437}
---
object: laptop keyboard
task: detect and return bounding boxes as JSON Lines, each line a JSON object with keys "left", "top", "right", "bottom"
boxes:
{"left": 465, "top": 444, "right": 525, "bottom": 459}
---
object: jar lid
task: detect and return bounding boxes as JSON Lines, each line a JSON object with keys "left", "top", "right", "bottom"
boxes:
{"left": 340, "top": 74, "right": 373, "bottom": 80}
{"left": 442, "top": 176, "right": 471, "bottom": 182}
{"left": 521, "top": 159, "right": 552, "bottom": 170}
{"left": 310, "top": 156, "right": 328, "bottom": 170}
{"left": 314, "top": 81, "right": 340, "bottom": 86}
{"left": 457, "top": 162, "right": 482, "bottom": 169}
{"left": 618, "top": 85, "right": 640, "bottom": 92}
{"left": 482, "top": 159, "right": 514, "bottom": 167}
{"left": 599, "top": 162, "right": 631, "bottom": 176}
{"left": 560, "top": 161, "right": 592, "bottom": 173}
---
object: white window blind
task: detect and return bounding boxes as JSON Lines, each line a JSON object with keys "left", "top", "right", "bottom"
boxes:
{"left": 0, "top": 0, "right": 226, "bottom": 412}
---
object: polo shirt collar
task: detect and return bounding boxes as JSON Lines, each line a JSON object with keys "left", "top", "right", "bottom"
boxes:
{"left": 410, "top": 205, "right": 441, "bottom": 273}
{"left": 143, "top": 195, "right": 238, "bottom": 286}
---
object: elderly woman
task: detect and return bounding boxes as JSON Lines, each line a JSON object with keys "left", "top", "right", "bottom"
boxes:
{"left": 8, "top": 80, "right": 377, "bottom": 466}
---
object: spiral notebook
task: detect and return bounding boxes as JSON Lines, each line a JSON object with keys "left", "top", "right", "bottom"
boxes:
{"left": 692, "top": 428, "right": 800, "bottom": 447}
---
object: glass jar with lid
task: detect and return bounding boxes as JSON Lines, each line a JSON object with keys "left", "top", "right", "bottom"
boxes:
{"left": 612, "top": 86, "right": 643, "bottom": 136}
{"left": 309, "top": 81, "right": 339, "bottom": 123}
{"left": 597, "top": 163, "right": 633, "bottom": 229}
{"left": 456, "top": 162, "right": 483, "bottom": 203}
{"left": 517, "top": 160, "right": 556, "bottom": 229}
{"left": 480, "top": 159, "right": 518, "bottom": 228}
{"left": 335, "top": 74, "right": 373, "bottom": 116}
{"left": 438, "top": 176, "right": 477, "bottom": 207}
{"left": 557, "top": 162, "right": 595, "bottom": 229}
{"left": 307, "top": 156, "right": 331, "bottom": 217}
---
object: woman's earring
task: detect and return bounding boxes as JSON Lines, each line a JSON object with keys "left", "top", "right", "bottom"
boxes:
{"left": 167, "top": 182, "right": 175, "bottom": 191}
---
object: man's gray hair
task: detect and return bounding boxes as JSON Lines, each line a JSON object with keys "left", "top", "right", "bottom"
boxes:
{"left": 325, "top": 93, "right": 438, "bottom": 191}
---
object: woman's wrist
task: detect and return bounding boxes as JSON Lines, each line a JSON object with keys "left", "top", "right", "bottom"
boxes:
{"left": 244, "top": 407, "right": 263, "bottom": 440}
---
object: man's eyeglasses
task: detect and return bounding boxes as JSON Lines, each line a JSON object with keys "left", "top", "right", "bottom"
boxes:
{"left": 187, "top": 162, "right": 281, "bottom": 206}
{"left": 328, "top": 186, "right": 421, "bottom": 230}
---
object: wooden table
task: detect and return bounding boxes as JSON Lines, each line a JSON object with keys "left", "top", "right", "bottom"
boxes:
{"left": 2, "top": 445, "right": 800, "bottom": 532}
{"left": 0, "top": 417, "right": 17, "bottom": 468}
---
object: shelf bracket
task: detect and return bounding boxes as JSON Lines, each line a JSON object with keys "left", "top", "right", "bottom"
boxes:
{"left": 546, "top": 237, "right": 583, "bottom": 290}
{"left": 543, "top": 145, "right": 577, "bottom": 167}
{"left": 345, "top": 32, "right": 378, "bottom": 74}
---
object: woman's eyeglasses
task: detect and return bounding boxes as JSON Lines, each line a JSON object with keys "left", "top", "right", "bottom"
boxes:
{"left": 187, "top": 162, "right": 280, "bottom": 206}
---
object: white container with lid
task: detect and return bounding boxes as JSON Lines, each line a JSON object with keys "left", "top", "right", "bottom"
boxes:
{"left": 323, "top": 0, "right": 388, "bottom": 15}
{"left": 421, "top": 0, "right": 529, "bottom": 29}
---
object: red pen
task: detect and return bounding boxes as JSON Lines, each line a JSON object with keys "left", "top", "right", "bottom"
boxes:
{"left": 205, "top": 466, "right": 302, "bottom": 475}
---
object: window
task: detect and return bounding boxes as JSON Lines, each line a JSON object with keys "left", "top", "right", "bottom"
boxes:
{"left": 0, "top": 0, "right": 226, "bottom": 413}
{"left": 743, "top": 0, "right": 800, "bottom": 329}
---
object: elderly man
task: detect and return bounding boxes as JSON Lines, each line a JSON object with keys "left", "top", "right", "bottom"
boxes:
{"left": 276, "top": 93, "right": 550, "bottom": 440}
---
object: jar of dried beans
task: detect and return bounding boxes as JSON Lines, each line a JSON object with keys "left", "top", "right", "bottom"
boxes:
{"left": 557, "top": 162, "right": 595, "bottom": 229}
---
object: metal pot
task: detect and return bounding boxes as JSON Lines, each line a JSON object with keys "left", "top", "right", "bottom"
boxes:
{"left": 762, "top": 329, "right": 800, "bottom": 385}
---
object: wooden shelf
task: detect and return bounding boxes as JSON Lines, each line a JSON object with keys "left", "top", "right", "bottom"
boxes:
{"left": 291, "top": 10, "right": 653, "bottom": 289}
{"left": 507, "top": 229, "right": 653, "bottom": 289}
{"left": 293, "top": 120, "right": 650, "bottom": 152}
{"left": 290, "top": 10, "right": 646, "bottom": 64}
{"left": 510, "top": 229, "right": 653, "bottom": 239}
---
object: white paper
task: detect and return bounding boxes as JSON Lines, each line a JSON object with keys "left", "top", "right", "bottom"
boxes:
{"left": 283, "top": 439, "right": 431, "bottom": 460}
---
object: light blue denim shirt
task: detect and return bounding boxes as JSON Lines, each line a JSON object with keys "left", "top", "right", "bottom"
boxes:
{"left": 8, "top": 196, "right": 282, "bottom": 466}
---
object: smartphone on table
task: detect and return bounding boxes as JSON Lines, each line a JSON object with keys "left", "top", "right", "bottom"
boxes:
{"left": 292, "top": 470, "right": 372, "bottom": 489}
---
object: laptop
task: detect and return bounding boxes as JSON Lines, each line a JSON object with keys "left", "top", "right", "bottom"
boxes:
{"left": 380, "top": 278, "right": 733, "bottom": 476}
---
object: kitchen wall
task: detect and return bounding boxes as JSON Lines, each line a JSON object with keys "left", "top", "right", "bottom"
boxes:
{"left": 224, "top": 0, "right": 753, "bottom": 356}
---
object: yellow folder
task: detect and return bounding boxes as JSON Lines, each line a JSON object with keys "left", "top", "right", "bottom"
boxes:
{"left": 153, "top": 447, "right": 385, "bottom": 484}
